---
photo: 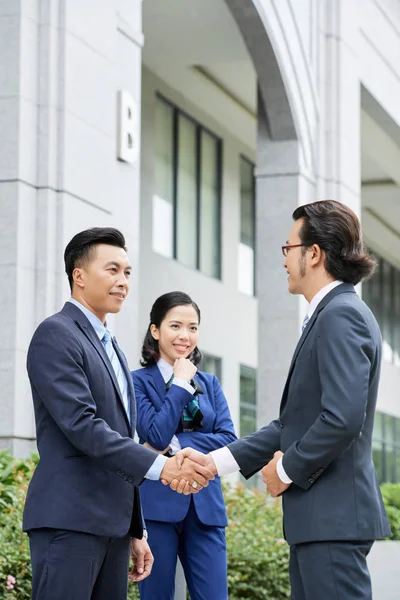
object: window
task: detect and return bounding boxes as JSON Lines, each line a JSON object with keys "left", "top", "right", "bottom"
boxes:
{"left": 240, "top": 365, "right": 257, "bottom": 487}
{"left": 363, "top": 253, "right": 400, "bottom": 365}
{"left": 153, "top": 95, "right": 222, "bottom": 278}
{"left": 373, "top": 411, "right": 400, "bottom": 483}
{"left": 238, "top": 157, "right": 255, "bottom": 295}
{"left": 201, "top": 354, "right": 222, "bottom": 381}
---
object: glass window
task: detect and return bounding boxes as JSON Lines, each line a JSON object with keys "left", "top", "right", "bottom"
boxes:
{"left": 201, "top": 354, "right": 222, "bottom": 381}
{"left": 363, "top": 252, "right": 400, "bottom": 365}
{"left": 176, "top": 115, "right": 197, "bottom": 269}
{"left": 153, "top": 99, "right": 174, "bottom": 258}
{"left": 200, "top": 131, "right": 220, "bottom": 278}
{"left": 152, "top": 95, "right": 222, "bottom": 279}
{"left": 240, "top": 365, "right": 257, "bottom": 487}
{"left": 373, "top": 411, "right": 400, "bottom": 483}
{"left": 238, "top": 157, "right": 255, "bottom": 296}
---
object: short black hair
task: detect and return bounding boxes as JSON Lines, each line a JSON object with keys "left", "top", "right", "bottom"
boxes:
{"left": 293, "top": 200, "right": 376, "bottom": 285}
{"left": 140, "top": 291, "right": 202, "bottom": 367}
{"left": 64, "top": 227, "right": 127, "bottom": 290}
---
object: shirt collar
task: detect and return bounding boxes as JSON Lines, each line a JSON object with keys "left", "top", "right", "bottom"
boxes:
{"left": 306, "top": 281, "right": 343, "bottom": 320}
{"left": 157, "top": 357, "right": 174, "bottom": 383}
{"left": 68, "top": 298, "right": 107, "bottom": 341}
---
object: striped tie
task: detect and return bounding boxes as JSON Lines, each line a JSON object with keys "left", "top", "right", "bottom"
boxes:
{"left": 101, "top": 331, "right": 130, "bottom": 422}
{"left": 302, "top": 314, "right": 310, "bottom": 332}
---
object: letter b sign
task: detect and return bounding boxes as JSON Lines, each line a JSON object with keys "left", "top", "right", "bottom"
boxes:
{"left": 117, "top": 90, "right": 138, "bottom": 164}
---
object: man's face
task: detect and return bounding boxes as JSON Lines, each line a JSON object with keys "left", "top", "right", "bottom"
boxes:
{"left": 283, "top": 218, "right": 308, "bottom": 295}
{"left": 73, "top": 244, "right": 131, "bottom": 321}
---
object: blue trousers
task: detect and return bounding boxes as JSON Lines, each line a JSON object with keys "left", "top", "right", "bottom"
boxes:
{"left": 139, "top": 500, "right": 228, "bottom": 600}
{"left": 28, "top": 528, "right": 130, "bottom": 600}
{"left": 289, "top": 540, "right": 374, "bottom": 600}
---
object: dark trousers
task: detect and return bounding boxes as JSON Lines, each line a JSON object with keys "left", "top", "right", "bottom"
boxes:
{"left": 289, "top": 540, "right": 374, "bottom": 600}
{"left": 28, "top": 528, "right": 131, "bottom": 600}
{"left": 138, "top": 500, "right": 228, "bottom": 600}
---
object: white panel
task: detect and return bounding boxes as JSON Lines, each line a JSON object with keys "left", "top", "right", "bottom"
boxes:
{"left": 238, "top": 243, "right": 254, "bottom": 296}
{"left": 152, "top": 194, "right": 173, "bottom": 258}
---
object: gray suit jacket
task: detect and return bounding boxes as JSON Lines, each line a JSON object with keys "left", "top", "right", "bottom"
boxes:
{"left": 229, "top": 284, "right": 391, "bottom": 545}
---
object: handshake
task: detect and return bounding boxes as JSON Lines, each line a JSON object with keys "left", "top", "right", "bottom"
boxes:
{"left": 159, "top": 448, "right": 216, "bottom": 495}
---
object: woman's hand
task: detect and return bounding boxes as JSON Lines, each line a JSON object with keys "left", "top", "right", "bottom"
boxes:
{"left": 173, "top": 357, "right": 197, "bottom": 382}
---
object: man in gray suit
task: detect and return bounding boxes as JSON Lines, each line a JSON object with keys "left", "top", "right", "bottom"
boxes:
{"left": 173, "top": 200, "right": 391, "bottom": 599}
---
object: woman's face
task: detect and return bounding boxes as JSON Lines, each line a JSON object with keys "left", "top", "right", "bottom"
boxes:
{"left": 151, "top": 304, "right": 200, "bottom": 366}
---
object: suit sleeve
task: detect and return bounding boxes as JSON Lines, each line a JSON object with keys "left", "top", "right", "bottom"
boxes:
{"left": 227, "top": 419, "right": 282, "bottom": 479}
{"left": 133, "top": 372, "right": 194, "bottom": 451}
{"left": 27, "top": 322, "right": 158, "bottom": 487}
{"left": 176, "top": 376, "right": 237, "bottom": 452}
{"left": 282, "top": 305, "right": 374, "bottom": 491}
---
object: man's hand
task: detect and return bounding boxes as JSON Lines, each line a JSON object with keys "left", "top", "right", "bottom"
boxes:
{"left": 161, "top": 448, "right": 218, "bottom": 494}
{"left": 261, "top": 451, "right": 291, "bottom": 498}
{"left": 129, "top": 537, "right": 154, "bottom": 582}
{"left": 160, "top": 452, "right": 215, "bottom": 494}
{"left": 176, "top": 448, "right": 217, "bottom": 474}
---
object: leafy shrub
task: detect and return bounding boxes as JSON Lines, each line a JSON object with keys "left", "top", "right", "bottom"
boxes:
{"left": 0, "top": 451, "right": 37, "bottom": 600}
{"left": 224, "top": 483, "right": 290, "bottom": 599}
{"left": 1, "top": 452, "right": 399, "bottom": 599}
{"left": 380, "top": 483, "right": 400, "bottom": 540}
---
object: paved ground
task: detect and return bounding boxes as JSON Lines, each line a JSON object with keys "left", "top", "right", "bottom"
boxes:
{"left": 368, "top": 540, "right": 400, "bottom": 600}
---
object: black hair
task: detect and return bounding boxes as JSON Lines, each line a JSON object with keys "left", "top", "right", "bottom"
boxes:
{"left": 293, "top": 200, "right": 376, "bottom": 285}
{"left": 64, "top": 227, "right": 127, "bottom": 290}
{"left": 140, "top": 291, "right": 202, "bottom": 367}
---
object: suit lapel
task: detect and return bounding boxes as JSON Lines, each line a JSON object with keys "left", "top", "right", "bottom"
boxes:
{"left": 62, "top": 303, "right": 130, "bottom": 428}
{"left": 280, "top": 283, "right": 356, "bottom": 411}
{"left": 113, "top": 337, "right": 136, "bottom": 432}
{"left": 146, "top": 364, "right": 167, "bottom": 401}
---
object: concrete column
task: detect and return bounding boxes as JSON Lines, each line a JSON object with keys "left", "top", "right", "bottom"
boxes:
{"left": 0, "top": 0, "right": 144, "bottom": 455}
{"left": 0, "top": 0, "right": 40, "bottom": 455}
{"left": 317, "top": 0, "right": 361, "bottom": 216}
{"left": 255, "top": 100, "right": 310, "bottom": 426}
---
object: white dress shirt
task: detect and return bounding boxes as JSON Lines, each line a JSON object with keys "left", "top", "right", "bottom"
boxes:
{"left": 157, "top": 358, "right": 195, "bottom": 454}
{"left": 211, "top": 281, "right": 343, "bottom": 483}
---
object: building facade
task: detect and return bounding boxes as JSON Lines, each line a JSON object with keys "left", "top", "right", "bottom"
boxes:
{"left": 1, "top": 0, "right": 400, "bottom": 484}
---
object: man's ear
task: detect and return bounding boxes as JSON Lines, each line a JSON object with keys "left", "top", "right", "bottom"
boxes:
{"left": 72, "top": 268, "right": 85, "bottom": 289}
{"left": 310, "top": 244, "right": 324, "bottom": 266}
{"left": 150, "top": 324, "right": 159, "bottom": 340}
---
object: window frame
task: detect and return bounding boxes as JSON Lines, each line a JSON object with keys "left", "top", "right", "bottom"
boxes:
{"left": 155, "top": 92, "right": 223, "bottom": 279}
{"left": 239, "top": 154, "right": 256, "bottom": 296}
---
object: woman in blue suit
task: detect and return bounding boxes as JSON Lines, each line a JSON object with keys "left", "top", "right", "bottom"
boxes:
{"left": 132, "top": 291, "right": 237, "bottom": 600}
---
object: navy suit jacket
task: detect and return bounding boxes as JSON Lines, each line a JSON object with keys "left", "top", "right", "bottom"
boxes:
{"left": 23, "top": 302, "right": 158, "bottom": 538}
{"left": 132, "top": 365, "right": 237, "bottom": 527}
{"left": 228, "top": 284, "right": 391, "bottom": 545}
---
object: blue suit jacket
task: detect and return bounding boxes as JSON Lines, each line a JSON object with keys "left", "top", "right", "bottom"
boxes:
{"left": 23, "top": 302, "right": 158, "bottom": 538}
{"left": 132, "top": 365, "right": 237, "bottom": 526}
{"left": 228, "top": 284, "right": 391, "bottom": 545}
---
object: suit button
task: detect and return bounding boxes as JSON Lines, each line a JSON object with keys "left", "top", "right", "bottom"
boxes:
{"left": 117, "top": 470, "right": 122, "bottom": 476}
{"left": 127, "top": 477, "right": 133, "bottom": 483}
{"left": 308, "top": 478, "right": 314, "bottom": 483}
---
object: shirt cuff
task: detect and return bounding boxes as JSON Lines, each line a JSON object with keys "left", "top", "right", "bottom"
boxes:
{"left": 209, "top": 447, "right": 240, "bottom": 476}
{"left": 169, "top": 435, "right": 181, "bottom": 455}
{"left": 144, "top": 454, "right": 167, "bottom": 480}
{"left": 277, "top": 456, "right": 292, "bottom": 484}
{"left": 172, "top": 378, "right": 195, "bottom": 394}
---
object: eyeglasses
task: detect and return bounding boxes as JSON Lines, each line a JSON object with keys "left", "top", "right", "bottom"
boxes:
{"left": 281, "top": 244, "right": 307, "bottom": 257}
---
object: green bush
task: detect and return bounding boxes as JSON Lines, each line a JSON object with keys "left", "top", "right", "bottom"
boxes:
{"left": 380, "top": 483, "right": 400, "bottom": 539}
{"left": 0, "top": 451, "right": 37, "bottom": 600}
{"left": 1, "top": 452, "right": 399, "bottom": 599}
{"left": 224, "top": 483, "right": 290, "bottom": 599}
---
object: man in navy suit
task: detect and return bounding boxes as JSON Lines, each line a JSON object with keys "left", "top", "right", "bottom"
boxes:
{"left": 23, "top": 227, "right": 213, "bottom": 600}
{"left": 176, "top": 201, "right": 391, "bottom": 600}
